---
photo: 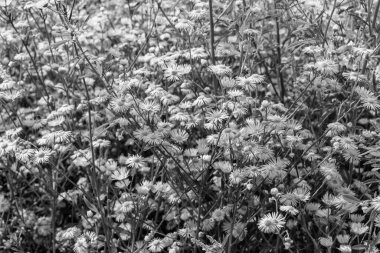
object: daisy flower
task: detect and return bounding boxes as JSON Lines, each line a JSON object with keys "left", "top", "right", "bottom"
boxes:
{"left": 305, "top": 202, "right": 321, "bottom": 212}
{"left": 212, "top": 208, "right": 225, "bottom": 222}
{"left": 109, "top": 95, "right": 133, "bottom": 114}
{"left": 170, "top": 129, "right": 189, "bottom": 143}
{"left": 33, "top": 147, "right": 55, "bottom": 164}
{"left": 216, "top": 42, "right": 239, "bottom": 57}
{"left": 92, "top": 139, "right": 111, "bottom": 149}
{"left": 134, "top": 126, "right": 153, "bottom": 141}
{"left": 164, "top": 64, "right": 191, "bottom": 82}
{"left": 354, "top": 86, "right": 380, "bottom": 111}
{"left": 336, "top": 234, "right": 350, "bottom": 244}
{"left": 148, "top": 238, "right": 165, "bottom": 252}
{"left": 371, "top": 196, "right": 380, "bottom": 211}
{"left": 326, "top": 122, "right": 347, "bottom": 137}
{"left": 187, "top": 47, "right": 208, "bottom": 59}
{"left": 337, "top": 245, "right": 352, "bottom": 253}
{"left": 206, "top": 110, "right": 229, "bottom": 125}
{"left": 292, "top": 187, "right": 310, "bottom": 202}
{"left": 302, "top": 45, "right": 324, "bottom": 55}
{"left": 202, "top": 218, "right": 215, "bottom": 231}
{"left": 319, "top": 237, "right": 333, "bottom": 247}
{"left": 111, "top": 168, "right": 129, "bottom": 181}
{"left": 192, "top": 94, "right": 212, "bottom": 107}
{"left": 188, "top": 9, "right": 208, "bottom": 20}
{"left": 228, "top": 89, "right": 244, "bottom": 98}
{"left": 208, "top": 64, "right": 232, "bottom": 76}
{"left": 258, "top": 212, "right": 286, "bottom": 233}
{"left": 220, "top": 77, "right": 236, "bottom": 88}
{"left": 0, "top": 193, "right": 10, "bottom": 213}
{"left": 140, "top": 100, "right": 161, "bottom": 113}
{"left": 125, "top": 155, "right": 146, "bottom": 169}
{"left": 236, "top": 74, "right": 265, "bottom": 91}
{"left": 175, "top": 19, "right": 194, "bottom": 32}
{"left": 280, "top": 205, "right": 299, "bottom": 215}
{"left": 314, "top": 59, "right": 339, "bottom": 76}
{"left": 350, "top": 222, "right": 368, "bottom": 235}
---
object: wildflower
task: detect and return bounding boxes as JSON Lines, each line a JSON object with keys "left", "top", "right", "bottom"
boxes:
{"left": 212, "top": 208, "right": 225, "bottom": 222}
{"left": 303, "top": 45, "right": 324, "bottom": 55}
{"left": 140, "top": 100, "right": 161, "bottom": 113}
{"left": 220, "top": 77, "right": 236, "bottom": 88}
{"left": 229, "top": 170, "right": 245, "bottom": 185}
{"left": 342, "top": 72, "right": 368, "bottom": 83}
{"left": 62, "top": 227, "right": 82, "bottom": 240}
{"left": 292, "top": 187, "right": 310, "bottom": 202}
{"left": 208, "top": 64, "right": 232, "bottom": 76}
{"left": 175, "top": 19, "right": 194, "bottom": 32}
{"left": 148, "top": 238, "right": 165, "bottom": 252}
{"left": 350, "top": 214, "right": 365, "bottom": 223}
{"left": 326, "top": 121, "right": 347, "bottom": 137}
{"left": 192, "top": 94, "right": 212, "bottom": 107}
{"left": 237, "top": 74, "right": 265, "bottom": 91}
{"left": 231, "top": 222, "right": 247, "bottom": 240}
{"left": 338, "top": 245, "right": 352, "bottom": 253}
{"left": 350, "top": 222, "right": 368, "bottom": 235}
{"left": 37, "top": 130, "right": 73, "bottom": 145}
{"left": 314, "top": 59, "right": 339, "bottom": 76}
{"left": 336, "top": 234, "right": 350, "bottom": 244}
{"left": 109, "top": 95, "right": 133, "bottom": 113}
{"left": 0, "top": 193, "right": 10, "bottom": 213}
{"left": 136, "top": 181, "right": 153, "bottom": 195}
{"left": 216, "top": 42, "right": 239, "bottom": 57}
{"left": 258, "top": 212, "right": 286, "bottom": 233}
{"left": 33, "top": 147, "right": 55, "bottom": 164}
{"left": 202, "top": 218, "right": 215, "bottom": 231}
{"left": 144, "top": 132, "right": 164, "bottom": 145}
{"left": 188, "top": 9, "right": 208, "bottom": 20}
{"left": 319, "top": 236, "right": 333, "bottom": 247}
{"left": 305, "top": 202, "right": 321, "bottom": 212}
{"left": 74, "top": 237, "right": 89, "bottom": 253}
{"left": 228, "top": 89, "right": 244, "bottom": 98}
{"left": 371, "top": 196, "right": 380, "bottom": 211}
{"left": 206, "top": 110, "right": 229, "bottom": 125}
{"left": 34, "top": 217, "right": 52, "bottom": 236}
{"left": 164, "top": 64, "right": 191, "bottom": 82}
{"left": 134, "top": 127, "right": 152, "bottom": 140}
{"left": 5, "top": 127, "right": 22, "bottom": 139}
{"left": 48, "top": 115, "right": 65, "bottom": 127}
{"left": 170, "top": 129, "right": 189, "bottom": 143}
{"left": 280, "top": 205, "right": 299, "bottom": 215}
{"left": 111, "top": 168, "right": 129, "bottom": 181}
{"left": 92, "top": 139, "right": 111, "bottom": 149}
{"left": 354, "top": 86, "right": 380, "bottom": 111}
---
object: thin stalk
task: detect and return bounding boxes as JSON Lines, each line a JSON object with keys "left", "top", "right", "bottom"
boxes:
{"left": 208, "top": 0, "right": 218, "bottom": 93}
{"left": 274, "top": 1, "right": 285, "bottom": 100}
{"left": 323, "top": 0, "right": 337, "bottom": 47}
{"left": 373, "top": 0, "right": 380, "bottom": 29}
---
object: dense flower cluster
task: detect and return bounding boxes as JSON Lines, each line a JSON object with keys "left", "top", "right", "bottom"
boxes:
{"left": 1, "top": 0, "right": 380, "bottom": 252}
